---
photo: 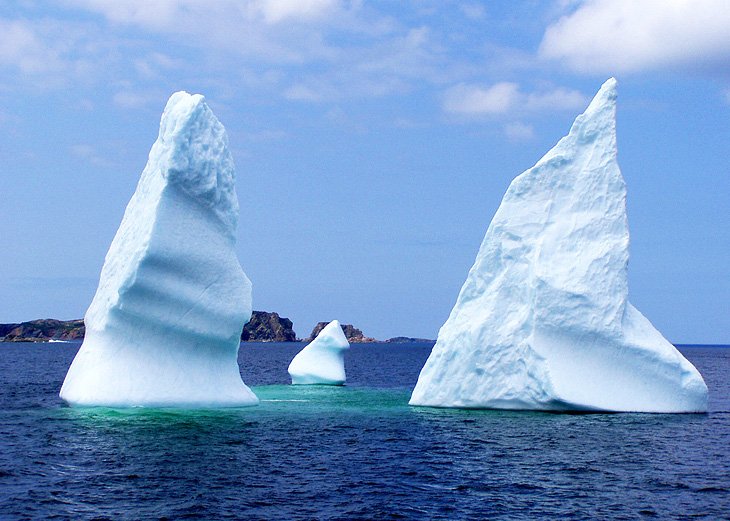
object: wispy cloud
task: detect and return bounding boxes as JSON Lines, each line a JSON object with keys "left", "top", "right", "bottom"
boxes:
{"left": 0, "top": 16, "right": 120, "bottom": 91}
{"left": 133, "top": 52, "right": 182, "bottom": 79}
{"left": 0, "top": 18, "right": 96, "bottom": 83}
{"left": 523, "top": 87, "right": 586, "bottom": 111}
{"left": 504, "top": 122, "right": 534, "bottom": 142}
{"left": 459, "top": 3, "right": 486, "bottom": 21}
{"left": 65, "top": 0, "right": 354, "bottom": 63}
{"left": 256, "top": 0, "right": 340, "bottom": 23}
{"left": 540, "top": 0, "right": 730, "bottom": 74}
{"left": 69, "top": 143, "right": 113, "bottom": 167}
{"left": 54, "top": 0, "right": 458, "bottom": 107}
{"left": 0, "top": 19, "right": 63, "bottom": 74}
{"left": 112, "top": 90, "right": 163, "bottom": 109}
{"left": 443, "top": 82, "right": 519, "bottom": 115}
{"left": 442, "top": 82, "right": 586, "bottom": 119}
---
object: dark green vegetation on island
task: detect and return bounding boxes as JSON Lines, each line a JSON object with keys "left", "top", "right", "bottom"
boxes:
{"left": 0, "top": 314, "right": 434, "bottom": 343}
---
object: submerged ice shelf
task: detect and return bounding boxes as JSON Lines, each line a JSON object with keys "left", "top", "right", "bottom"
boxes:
{"left": 288, "top": 320, "right": 350, "bottom": 385}
{"left": 60, "top": 92, "right": 258, "bottom": 407}
{"left": 410, "top": 78, "right": 708, "bottom": 413}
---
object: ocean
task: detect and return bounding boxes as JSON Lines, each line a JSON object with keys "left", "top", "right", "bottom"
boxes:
{"left": 0, "top": 342, "right": 728, "bottom": 520}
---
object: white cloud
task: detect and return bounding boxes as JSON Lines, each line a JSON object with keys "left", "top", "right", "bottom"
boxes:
{"left": 257, "top": 0, "right": 340, "bottom": 23}
{"left": 69, "top": 144, "right": 112, "bottom": 167}
{"left": 540, "top": 0, "right": 730, "bottom": 74}
{"left": 68, "top": 0, "right": 342, "bottom": 27}
{"left": 0, "top": 17, "right": 117, "bottom": 90}
{"left": 64, "top": 0, "right": 199, "bottom": 29}
{"left": 443, "top": 82, "right": 585, "bottom": 118}
{"left": 0, "top": 19, "right": 67, "bottom": 75}
{"left": 504, "top": 122, "right": 534, "bottom": 141}
{"left": 63, "top": 0, "right": 460, "bottom": 103}
{"left": 443, "top": 82, "right": 520, "bottom": 115}
{"left": 66, "top": 0, "right": 350, "bottom": 62}
{"left": 0, "top": 2, "right": 455, "bottom": 108}
{"left": 280, "top": 25, "right": 447, "bottom": 103}
{"left": 460, "top": 3, "right": 486, "bottom": 20}
{"left": 65, "top": 0, "right": 340, "bottom": 63}
{"left": 113, "top": 90, "right": 162, "bottom": 109}
{"left": 284, "top": 83, "right": 325, "bottom": 102}
{"left": 524, "top": 87, "right": 586, "bottom": 111}
{"left": 0, "top": 2, "right": 595, "bottom": 114}
{"left": 133, "top": 52, "right": 181, "bottom": 79}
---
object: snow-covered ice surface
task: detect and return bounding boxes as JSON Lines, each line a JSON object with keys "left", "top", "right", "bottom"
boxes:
{"left": 410, "top": 79, "right": 708, "bottom": 413}
{"left": 60, "top": 92, "right": 258, "bottom": 407}
{"left": 288, "top": 320, "right": 350, "bottom": 385}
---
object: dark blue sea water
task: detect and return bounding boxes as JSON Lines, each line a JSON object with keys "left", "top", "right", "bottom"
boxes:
{"left": 1, "top": 342, "right": 729, "bottom": 520}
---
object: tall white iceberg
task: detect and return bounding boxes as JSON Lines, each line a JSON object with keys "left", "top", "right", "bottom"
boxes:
{"left": 60, "top": 92, "right": 258, "bottom": 407}
{"left": 410, "top": 78, "right": 707, "bottom": 413}
{"left": 288, "top": 320, "right": 349, "bottom": 385}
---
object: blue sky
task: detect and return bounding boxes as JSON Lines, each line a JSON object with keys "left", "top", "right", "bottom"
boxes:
{"left": 0, "top": 1, "right": 728, "bottom": 342}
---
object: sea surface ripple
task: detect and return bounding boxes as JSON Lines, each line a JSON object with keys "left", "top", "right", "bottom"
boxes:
{"left": 0, "top": 342, "right": 728, "bottom": 520}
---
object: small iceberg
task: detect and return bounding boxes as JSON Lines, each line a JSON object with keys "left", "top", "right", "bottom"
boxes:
{"left": 288, "top": 320, "right": 350, "bottom": 385}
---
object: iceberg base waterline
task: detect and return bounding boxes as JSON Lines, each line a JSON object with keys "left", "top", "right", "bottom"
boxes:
{"left": 60, "top": 329, "right": 258, "bottom": 407}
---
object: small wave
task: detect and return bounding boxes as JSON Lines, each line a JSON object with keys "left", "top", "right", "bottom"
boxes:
{"left": 261, "top": 399, "right": 309, "bottom": 402}
{"left": 696, "top": 486, "right": 728, "bottom": 493}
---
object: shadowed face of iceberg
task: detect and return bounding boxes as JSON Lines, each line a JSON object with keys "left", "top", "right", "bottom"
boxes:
{"left": 59, "top": 92, "right": 257, "bottom": 408}
{"left": 409, "top": 78, "right": 708, "bottom": 413}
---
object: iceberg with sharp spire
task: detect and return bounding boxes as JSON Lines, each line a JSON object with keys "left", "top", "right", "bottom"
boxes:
{"left": 410, "top": 78, "right": 707, "bottom": 413}
{"left": 288, "top": 320, "right": 349, "bottom": 385}
{"left": 60, "top": 91, "right": 258, "bottom": 407}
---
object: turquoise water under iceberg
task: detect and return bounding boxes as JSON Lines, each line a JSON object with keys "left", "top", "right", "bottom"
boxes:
{"left": 1, "top": 342, "right": 728, "bottom": 519}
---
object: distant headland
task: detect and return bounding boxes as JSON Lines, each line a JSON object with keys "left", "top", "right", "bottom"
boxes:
{"left": 0, "top": 313, "right": 433, "bottom": 344}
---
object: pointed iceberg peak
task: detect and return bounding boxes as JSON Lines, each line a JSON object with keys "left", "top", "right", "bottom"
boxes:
{"left": 560, "top": 77, "right": 617, "bottom": 150}
{"left": 317, "top": 320, "right": 350, "bottom": 349}
{"left": 579, "top": 77, "right": 617, "bottom": 118}
{"left": 594, "top": 77, "right": 617, "bottom": 103}
{"left": 148, "top": 91, "right": 238, "bottom": 233}
{"left": 288, "top": 320, "right": 350, "bottom": 385}
{"left": 410, "top": 79, "right": 707, "bottom": 413}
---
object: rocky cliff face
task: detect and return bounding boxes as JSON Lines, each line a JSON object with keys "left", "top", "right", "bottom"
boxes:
{"left": 241, "top": 311, "right": 296, "bottom": 342}
{"left": 306, "top": 322, "right": 376, "bottom": 343}
{"left": 0, "top": 319, "right": 86, "bottom": 342}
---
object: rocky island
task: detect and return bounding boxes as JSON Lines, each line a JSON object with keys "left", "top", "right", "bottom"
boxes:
{"left": 241, "top": 311, "right": 297, "bottom": 342}
{"left": 1, "top": 314, "right": 430, "bottom": 344}
{"left": 1, "top": 311, "right": 295, "bottom": 343}
{"left": 306, "top": 322, "right": 377, "bottom": 343}
{"left": 0, "top": 319, "right": 86, "bottom": 342}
